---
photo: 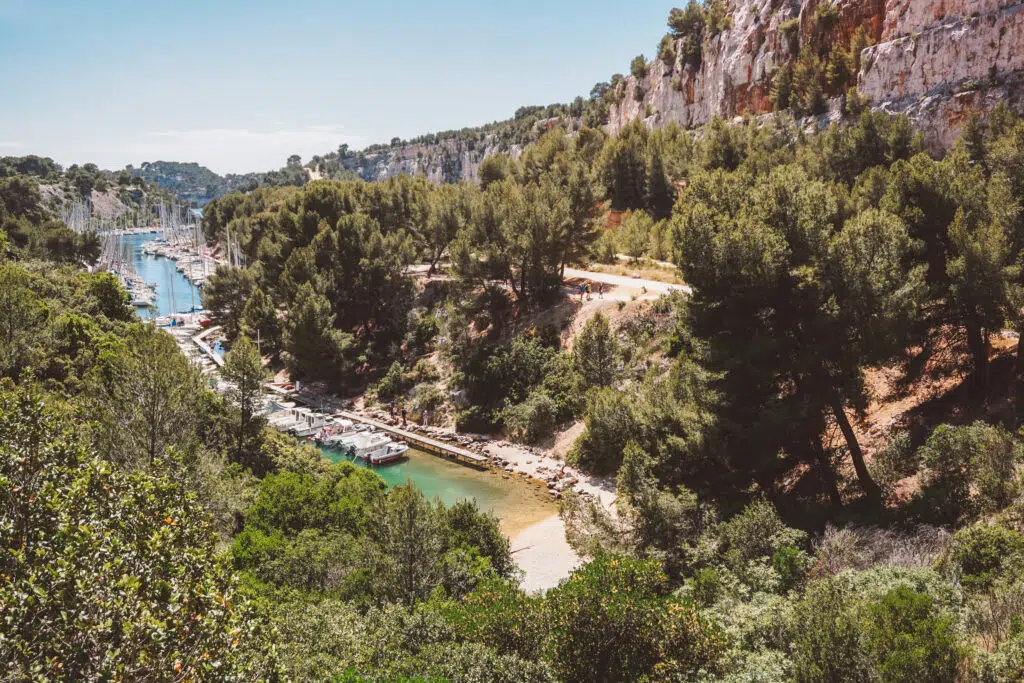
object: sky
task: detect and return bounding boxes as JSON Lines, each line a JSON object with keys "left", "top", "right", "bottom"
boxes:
{"left": 0, "top": 0, "right": 670, "bottom": 174}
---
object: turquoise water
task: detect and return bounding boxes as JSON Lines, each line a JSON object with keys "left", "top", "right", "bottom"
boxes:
{"left": 320, "top": 445, "right": 554, "bottom": 533}
{"left": 123, "top": 232, "right": 203, "bottom": 319}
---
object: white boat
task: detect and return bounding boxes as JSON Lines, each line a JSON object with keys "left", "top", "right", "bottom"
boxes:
{"left": 370, "top": 441, "right": 409, "bottom": 465}
{"left": 267, "top": 406, "right": 309, "bottom": 431}
{"left": 291, "top": 411, "right": 331, "bottom": 438}
{"left": 330, "top": 427, "right": 373, "bottom": 450}
{"left": 319, "top": 421, "right": 371, "bottom": 447}
{"left": 336, "top": 431, "right": 409, "bottom": 465}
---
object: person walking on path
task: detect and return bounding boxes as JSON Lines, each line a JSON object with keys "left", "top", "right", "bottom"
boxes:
{"left": 598, "top": 282, "right": 604, "bottom": 299}
{"left": 578, "top": 283, "right": 585, "bottom": 302}
{"left": 585, "top": 282, "right": 592, "bottom": 301}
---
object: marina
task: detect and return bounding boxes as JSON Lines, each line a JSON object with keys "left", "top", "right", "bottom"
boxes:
{"left": 125, "top": 232, "right": 204, "bottom": 319}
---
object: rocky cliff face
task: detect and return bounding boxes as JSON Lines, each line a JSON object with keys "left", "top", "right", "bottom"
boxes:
{"left": 343, "top": 0, "right": 1023, "bottom": 184}
{"left": 609, "top": 0, "right": 1024, "bottom": 149}
{"left": 345, "top": 136, "right": 524, "bottom": 184}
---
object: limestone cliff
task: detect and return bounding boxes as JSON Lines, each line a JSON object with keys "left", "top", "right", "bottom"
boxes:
{"left": 609, "top": 0, "right": 1024, "bottom": 148}
{"left": 342, "top": 136, "right": 525, "bottom": 184}
{"left": 328, "top": 0, "right": 1024, "bottom": 185}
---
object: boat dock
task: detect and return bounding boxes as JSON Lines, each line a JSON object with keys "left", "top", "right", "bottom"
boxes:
{"left": 334, "top": 410, "right": 491, "bottom": 470}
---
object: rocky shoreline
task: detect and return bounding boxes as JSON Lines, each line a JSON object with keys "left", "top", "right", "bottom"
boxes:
{"left": 353, "top": 405, "right": 617, "bottom": 508}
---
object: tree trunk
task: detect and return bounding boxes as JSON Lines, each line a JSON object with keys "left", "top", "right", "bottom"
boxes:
{"left": 830, "top": 395, "right": 881, "bottom": 501}
{"left": 811, "top": 437, "right": 842, "bottom": 509}
{"left": 965, "top": 315, "right": 989, "bottom": 394}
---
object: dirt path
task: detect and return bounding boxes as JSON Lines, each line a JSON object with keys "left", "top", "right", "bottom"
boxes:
{"left": 562, "top": 267, "right": 691, "bottom": 298}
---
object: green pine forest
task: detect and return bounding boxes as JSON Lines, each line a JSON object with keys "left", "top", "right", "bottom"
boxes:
{"left": 6, "top": 8, "right": 1024, "bottom": 682}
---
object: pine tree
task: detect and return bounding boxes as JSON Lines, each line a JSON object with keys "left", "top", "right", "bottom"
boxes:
{"left": 573, "top": 312, "right": 621, "bottom": 388}
{"left": 223, "top": 335, "right": 269, "bottom": 473}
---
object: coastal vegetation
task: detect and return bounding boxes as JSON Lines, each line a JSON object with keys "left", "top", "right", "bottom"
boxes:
{"left": 3, "top": 3, "right": 1024, "bottom": 679}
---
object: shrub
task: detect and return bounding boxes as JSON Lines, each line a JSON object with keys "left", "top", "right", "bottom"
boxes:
{"left": 862, "top": 586, "right": 964, "bottom": 682}
{"left": 631, "top": 54, "right": 648, "bottom": 79}
{"left": 412, "top": 382, "right": 445, "bottom": 413}
{"left": 720, "top": 499, "right": 807, "bottom": 564}
{"left": 980, "top": 630, "right": 1024, "bottom": 681}
{"left": 544, "top": 554, "right": 725, "bottom": 682}
{"left": 951, "top": 524, "right": 1024, "bottom": 591}
{"left": 658, "top": 34, "right": 677, "bottom": 66}
{"left": 870, "top": 431, "right": 920, "bottom": 496}
{"left": 792, "top": 580, "right": 872, "bottom": 682}
{"left": 568, "top": 387, "right": 641, "bottom": 475}
{"left": 793, "top": 574, "right": 960, "bottom": 681}
{"left": 375, "top": 360, "right": 406, "bottom": 401}
{"left": 692, "top": 567, "right": 722, "bottom": 606}
{"left": 503, "top": 390, "right": 557, "bottom": 444}
{"left": 405, "top": 309, "right": 440, "bottom": 355}
{"left": 455, "top": 405, "right": 497, "bottom": 434}
{"left": 814, "top": 2, "right": 840, "bottom": 30}
{"left": 918, "top": 422, "right": 1022, "bottom": 523}
{"left": 410, "top": 357, "right": 440, "bottom": 383}
{"left": 773, "top": 546, "right": 811, "bottom": 589}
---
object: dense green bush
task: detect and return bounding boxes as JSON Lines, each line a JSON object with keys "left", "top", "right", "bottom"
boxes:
{"left": 375, "top": 360, "right": 406, "bottom": 401}
{"left": 503, "top": 390, "right": 557, "bottom": 444}
{"left": 543, "top": 555, "right": 725, "bottom": 682}
{"left": 918, "top": 422, "right": 1022, "bottom": 523}
{"left": 951, "top": 524, "right": 1024, "bottom": 591}
{"left": 412, "top": 382, "right": 445, "bottom": 413}
{"left": 720, "top": 500, "right": 807, "bottom": 565}
{"left": 861, "top": 586, "right": 963, "bottom": 682}
{"left": 568, "top": 387, "right": 641, "bottom": 475}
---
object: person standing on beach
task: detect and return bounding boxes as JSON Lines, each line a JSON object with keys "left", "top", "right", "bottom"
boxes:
{"left": 401, "top": 407, "right": 407, "bottom": 426}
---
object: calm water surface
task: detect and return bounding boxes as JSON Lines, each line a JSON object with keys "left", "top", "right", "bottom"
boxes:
{"left": 321, "top": 446, "right": 555, "bottom": 535}
{"left": 124, "top": 232, "right": 203, "bottom": 319}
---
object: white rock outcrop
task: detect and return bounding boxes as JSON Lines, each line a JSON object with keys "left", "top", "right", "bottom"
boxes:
{"left": 608, "top": 0, "right": 1024, "bottom": 148}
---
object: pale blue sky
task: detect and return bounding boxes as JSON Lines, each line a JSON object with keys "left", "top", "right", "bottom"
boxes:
{"left": 0, "top": 0, "right": 670, "bottom": 174}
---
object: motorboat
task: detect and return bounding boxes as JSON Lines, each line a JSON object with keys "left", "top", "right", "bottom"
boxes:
{"left": 291, "top": 411, "right": 331, "bottom": 438}
{"left": 337, "top": 431, "right": 391, "bottom": 461}
{"left": 370, "top": 441, "right": 409, "bottom": 465}
{"left": 267, "top": 406, "right": 309, "bottom": 431}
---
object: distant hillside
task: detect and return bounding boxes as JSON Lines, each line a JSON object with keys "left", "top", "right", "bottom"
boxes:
{"left": 127, "top": 161, "right": 262, "bottom": 206}
{"left": 307, "top": 105, "right": 581, "bottom": 184}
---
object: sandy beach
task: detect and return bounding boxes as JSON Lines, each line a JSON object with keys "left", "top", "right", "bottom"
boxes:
{"left": 511, "top": 513, "right": 582, "bottom": 592}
